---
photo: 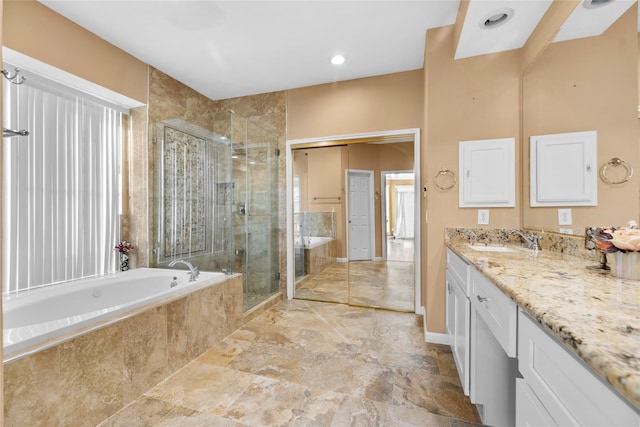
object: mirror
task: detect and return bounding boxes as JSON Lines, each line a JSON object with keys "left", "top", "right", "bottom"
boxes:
{"left": 522, "top": 4, "right": 639, "bottom": 234}
{"left": 291, "top": 138, "right": 416, "bottom": 312}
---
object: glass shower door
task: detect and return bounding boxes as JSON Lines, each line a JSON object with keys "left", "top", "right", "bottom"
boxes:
{"left": 231, "top": 115, "right": 280, "bottom": 311}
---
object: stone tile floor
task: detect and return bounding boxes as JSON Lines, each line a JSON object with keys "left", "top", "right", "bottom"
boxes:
{"left": 99, "top": 299, "right": 481, "bottom": 426}
{"left": 295, "top": 261, "right": 414, "bottom": 312}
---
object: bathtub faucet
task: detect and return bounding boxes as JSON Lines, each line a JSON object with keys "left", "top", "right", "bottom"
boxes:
{"left": 168, "top": 259, "right": 200, "bottom": 282}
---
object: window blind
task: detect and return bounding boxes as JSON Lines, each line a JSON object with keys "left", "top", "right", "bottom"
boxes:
{"left": 3, "top": 71, "right": 122, "bottom": 295}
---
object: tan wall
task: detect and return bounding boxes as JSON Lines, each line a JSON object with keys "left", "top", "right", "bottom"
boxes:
{"left": 294, "top": 147, "right": 346, "bottom": 257}
{"left": 286, "top": 70, "right": 423, "bottom": 139}
{"left": 522, "top": 6, "right": 639, "bottom": 231}
{"left": 3, "top": 1, "right": 147, "bottom": 103}
{"left": 424, "top": 25, "right": 521, "bottom": 333}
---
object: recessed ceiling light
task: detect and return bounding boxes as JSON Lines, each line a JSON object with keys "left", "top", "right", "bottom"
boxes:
{"left": 583, "top": 0, "right": 613, "bottom": 9}
{"left": 480, "top": 7, "right": 514, "bottom": 29}
{"left": 330, "top": 55, "right": 346, "bottom": 65}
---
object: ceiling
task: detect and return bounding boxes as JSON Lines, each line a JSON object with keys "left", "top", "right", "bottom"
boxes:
{"left": 38, "top": 0, "right": 636, "bottom": 101}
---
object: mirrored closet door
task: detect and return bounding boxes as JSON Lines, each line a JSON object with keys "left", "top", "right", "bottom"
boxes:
{"left": 292, "top": 137, "right": 416, "bottom": 312}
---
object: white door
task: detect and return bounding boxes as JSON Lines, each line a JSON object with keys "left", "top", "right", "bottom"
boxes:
{"left": 348, "top": 170, "right": 373, "bottom": 261}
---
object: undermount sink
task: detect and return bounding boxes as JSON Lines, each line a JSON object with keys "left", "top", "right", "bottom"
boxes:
{"left": 468, "top": 244, "right": 519, "bottom": 253}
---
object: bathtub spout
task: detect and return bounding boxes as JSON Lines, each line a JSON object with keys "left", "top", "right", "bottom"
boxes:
{"left": 168, "top": 259, "right": 200, "bottom": 282}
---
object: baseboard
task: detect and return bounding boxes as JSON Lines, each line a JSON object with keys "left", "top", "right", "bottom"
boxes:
{"left": 336, "top": 257, "right": 348, "bottom": 263}
{"left": 374, "top": 257, "right": 385, "bottom": 261}
{"left": 421, "top": 306, "right": 450, "bottom": 345}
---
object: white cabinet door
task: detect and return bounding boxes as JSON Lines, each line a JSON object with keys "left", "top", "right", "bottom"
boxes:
{"left": 446, "top": 249, "right": 471, "bottom": 396}
{"left": 446, "top": 272, "right": 456, "bottom": 340}
{"left": 516, "top": 378, "right": 557, "bottom": 427}
{"left": 459, "top": 138, "right": 515, "bottom": 208}
{"left": 530, "top": 130, "right": 597, "bottom": 206}
{"left": 452, "top": 280, "right": 470, "bottom": 396}
{"left": 518, "top": 310, "right": 639, "bottom": 426}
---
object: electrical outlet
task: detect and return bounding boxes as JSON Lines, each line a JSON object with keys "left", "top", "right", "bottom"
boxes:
{"left": 478, "top": 209, "right": 489, "bottom": 225}
{"left": 558, "top": 208, "right": 572, "bottom": 225}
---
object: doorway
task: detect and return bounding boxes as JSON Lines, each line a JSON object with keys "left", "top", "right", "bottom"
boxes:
{"left": 286, "top": 129, "right": 421, "bottom": 313}
{"left": 381, "top": 171, "right": 415, "bottom": 262}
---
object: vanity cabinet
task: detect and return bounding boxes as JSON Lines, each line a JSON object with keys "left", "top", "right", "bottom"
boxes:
{"left": 445, "top": 249, "right": 470, "bottom": 395}
{"left": 469, "top": 267, "right": 517, "bottom": 426}
{"left": 446, "top": 246, "right": 639, "bottom": 427}
{"left": 517, "top": 309, "right": 639, "bottom": 426}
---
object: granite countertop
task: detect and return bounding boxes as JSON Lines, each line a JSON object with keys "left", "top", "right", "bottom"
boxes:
{"left": 446, "top": 239, "right": 640, "bottom": 410}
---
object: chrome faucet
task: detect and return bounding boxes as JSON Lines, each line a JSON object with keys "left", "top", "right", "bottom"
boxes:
{"left": 512, "top": 230, "right": 542, "bottom": 251}
{"left": 168, "top": 259, "right": 200, "bottom": 282}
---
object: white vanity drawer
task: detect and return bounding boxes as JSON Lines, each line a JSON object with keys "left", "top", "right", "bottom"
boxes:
{"left": 518, "top": 310, "right": 639, "bottom": 426}
{"left": 447, "top": 248, "right": 469, "bottom": 295}
{"left": 470, "top": 267, "right": 517, "bottom": 357}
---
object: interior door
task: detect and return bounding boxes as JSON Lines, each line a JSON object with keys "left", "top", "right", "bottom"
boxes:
{"left": 348, "top": 170, "right": 373, "bottom": 261}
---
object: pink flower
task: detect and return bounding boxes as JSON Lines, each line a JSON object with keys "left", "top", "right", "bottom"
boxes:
{"left": 115, "top": 241, "right": 134, "bottom": 253}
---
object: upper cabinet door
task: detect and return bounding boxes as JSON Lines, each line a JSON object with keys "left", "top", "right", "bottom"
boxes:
{"left": 530, "top": 131, "right": 597, "bottom": 207}
{"left": 459, "top": 138, "right": 515, "bottom": 208}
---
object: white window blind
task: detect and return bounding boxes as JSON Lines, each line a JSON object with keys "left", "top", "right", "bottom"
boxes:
{"left": 3, "top": 69, "right": 122, "bottom": 295}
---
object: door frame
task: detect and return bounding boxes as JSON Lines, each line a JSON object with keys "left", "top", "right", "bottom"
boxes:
{"left": 285, "top": 128, "right": 421, "bottom": 314}
{"left": 346, "top": 169, "right": 375, "bottom": 261}
{"left": 380, "top": 170, "right": 414, "bottom": 260}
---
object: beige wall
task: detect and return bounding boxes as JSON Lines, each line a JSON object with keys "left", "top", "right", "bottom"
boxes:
{"left": 522, "top": 6, "right": 639, "bottom": 230}
{"left": 286, "top": 70, "right": 423, "bottom": 139}
{"left": 3, "top": 1, "right": 147, "bottom": 103}
{"left": 424, "top": 26, "right": 521, "bottom": 333}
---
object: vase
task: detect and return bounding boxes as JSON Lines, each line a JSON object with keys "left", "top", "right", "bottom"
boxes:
{"left": 120, "top": 253, "right": 129, "bottom": 272}
{"left": 608, "top": 251, "right": 640, "bottom": 280}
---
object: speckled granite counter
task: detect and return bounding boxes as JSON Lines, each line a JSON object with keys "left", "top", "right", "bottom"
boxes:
{"left": 445, "top": 229, "right": 640, "bottom": 410}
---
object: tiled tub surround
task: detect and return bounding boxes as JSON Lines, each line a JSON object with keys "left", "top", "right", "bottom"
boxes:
{"left": 445, "top": 228, "right": 640, "bottom": 410}
{"left": 304, "top": 237, "right": 337, "bottom": 276}
{"left": 3, "top": 269, "right": 227, "bottom": 359}
{"left": 3, "top": 273, "right": 243, "bottom": 427}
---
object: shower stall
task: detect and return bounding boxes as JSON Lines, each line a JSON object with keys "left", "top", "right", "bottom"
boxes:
{"left": 151, "top": 112, "right": 279, "bottom": 311}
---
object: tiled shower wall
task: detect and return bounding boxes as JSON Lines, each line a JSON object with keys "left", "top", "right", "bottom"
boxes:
{"left": 295, "top": 211, "right": 337, "bottom": 238}
{"left": 127, "top": 68, "right": 287, "bottom": 302}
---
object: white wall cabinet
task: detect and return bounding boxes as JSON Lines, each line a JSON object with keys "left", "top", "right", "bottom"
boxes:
{"left": 530, "top": 130, "right": 597, "bottom": 207}
{"left": 446, "top": 249, "right": 470, "bottom": 395}
{"left": 459, "top": 138, "right": 515, "bottom": 208}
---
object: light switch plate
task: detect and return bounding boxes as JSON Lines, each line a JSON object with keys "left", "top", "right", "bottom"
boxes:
{"left": 478, "top": 209, "right": 489, "bottom": 225}
{"left": 558, "top": 208, "right": 572, "bottom": 225}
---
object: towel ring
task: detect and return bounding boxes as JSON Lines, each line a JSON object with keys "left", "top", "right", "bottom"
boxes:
{"left": 600, "top": 158, "right": 633, "bottom": 185}
{"left": 434, "top": 167, "right": 456, "bottom": 191}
